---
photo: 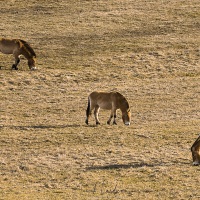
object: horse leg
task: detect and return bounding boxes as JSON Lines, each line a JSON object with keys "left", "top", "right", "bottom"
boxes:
{"left": 85, "top": 109, "right": 93, "bottom": 125}
{"left": 85, "top": 100, "right": 93, "bottom": 125}
{"left": 113, "top": 109, "right": 117, "bottom": 125}
{"left": 12, "top": 55, "right": 20, "bottom": 70}
{"left": 94, "top": 106, "right": 100, "bottom": 125}
{"left": 107, "top": 108, "right": 117, "bottom": 125}
{"left": 107, "top": 112, "right": 113, "bottom": 125}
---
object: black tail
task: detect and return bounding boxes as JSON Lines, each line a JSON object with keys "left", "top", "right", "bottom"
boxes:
{"left": 191, "top": 134, "right": 200, "bottom": 151}
{"left": 85, "top": 97, "right": 90, "bottom": 125}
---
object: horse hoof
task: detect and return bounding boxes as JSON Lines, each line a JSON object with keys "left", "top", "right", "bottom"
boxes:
{"left": 85, "top": 120, "right": 89, "bottom": 125}
{"left": 96, "top": 122, "right": 100, "bottom": 125}
{"left": 12, "top": 65, "right": 18, "bottom": 70}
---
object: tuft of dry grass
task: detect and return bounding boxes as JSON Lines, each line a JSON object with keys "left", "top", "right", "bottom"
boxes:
{"left": 0, "top": 0, "right": 200, "bottom": 199}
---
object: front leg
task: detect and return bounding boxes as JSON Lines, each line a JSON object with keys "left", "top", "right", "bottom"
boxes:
{"left": 12, "top": 56, "right": 20, "bottom": 70}
{"left": 112, "top": 110, "right": 117, "bottom": 125}
{"left": 12, "top": 64, "right": 18, "bottom": 70}
{"left": 108, "top": 108, "right": 117, "bottom": 125}
{"left": 94, "top": 106, "right": 100, "bottom": 125}
{"left": 107, "top": 114, "right": 113, "bottom": 125}
{"left": 113, "top": 115, "right": 117, "bottom": 125}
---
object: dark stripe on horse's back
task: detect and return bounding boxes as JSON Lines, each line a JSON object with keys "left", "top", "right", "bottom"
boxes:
{"left": 116, "top": 92, "right": 129, "bottom": 108}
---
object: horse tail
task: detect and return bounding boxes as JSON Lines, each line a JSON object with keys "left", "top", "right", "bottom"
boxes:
{"left": 85, "top": 97, "right": 90, "bottom": 125}
{"left": 86, "top": 97, "right": 91, "bottom": 117}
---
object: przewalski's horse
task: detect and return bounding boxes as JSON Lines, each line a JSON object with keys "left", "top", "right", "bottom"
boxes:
{"left": 0, "top": 38, "right": 36, "bottom": 70}
{"left": 85, "top": 91, "right": 131, "bottom": 126}
{"left": 191, "top": 134, "right": 200, "bottom": 166}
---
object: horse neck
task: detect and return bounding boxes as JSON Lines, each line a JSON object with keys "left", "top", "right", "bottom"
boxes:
{"left": 20, "top": 40, "right": 35, "bottom": 60}
{"left": 117, "top": 93, "right": 129, "bottom": 113}
{"left": 192, "top": 135, "right": 200, "bottom": 149}
{"left": 120, "top": 105, "right": 129, "bottom": 114}
{"left": 21, "top": 47, "right": 33, "bottom": 60}
{"left": 119, "top": 100, "right": 129, "bottom": 114}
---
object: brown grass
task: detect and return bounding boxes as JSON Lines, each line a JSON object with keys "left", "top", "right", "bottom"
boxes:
{"left": 0, "top": 0, "right": 200, "bottom": 199}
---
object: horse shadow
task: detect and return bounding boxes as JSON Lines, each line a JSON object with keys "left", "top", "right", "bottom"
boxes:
{"left": 0, "top": 123, "right": 118, "bottom": 130}
{"left": 86, "top": 160, "right": 190, "bottom": 171}
{"left": 86, "top": 162, "right": 161, "bottom": 171}
{"left": 0, "top": 124, "right": 81, "bottom": 130}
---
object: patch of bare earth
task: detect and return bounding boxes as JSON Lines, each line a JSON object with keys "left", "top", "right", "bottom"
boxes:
{"left": 0, "top": 0, "right": 200, "bottom": 199}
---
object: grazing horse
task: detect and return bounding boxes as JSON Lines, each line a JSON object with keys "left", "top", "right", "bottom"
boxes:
{"left": 191, "top": 134, "right": 200, "bottom": 166}
{"left": 0, "top": 38, "right": 36, "bottom": 70}
{"left": 85, "top": 91, "right": 131, "bottom": 126}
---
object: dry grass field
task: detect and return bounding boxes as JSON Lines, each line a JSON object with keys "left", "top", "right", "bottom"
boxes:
{"left": 0, "top": 0, "right": 200, "bottom": 199}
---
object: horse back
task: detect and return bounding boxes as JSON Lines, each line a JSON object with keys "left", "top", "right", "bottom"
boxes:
{"left": 0, "top": 38, "right": 36, "bottom": 58}
{"left": 89, "top": 91, "right": 128, "bottom": 110}
{"left": 0, "top": 38, "right": 20, "bottom": 54}
{"left": 89, "top": 92, "right": 113, "bottom": 109}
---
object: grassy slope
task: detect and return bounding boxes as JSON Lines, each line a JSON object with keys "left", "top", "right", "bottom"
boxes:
{"left": 0, "top": 0, "right": 200, "bottom": 199}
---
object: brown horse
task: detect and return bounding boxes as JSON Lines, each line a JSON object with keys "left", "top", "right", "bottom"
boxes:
{"left": 85, "top": 91, "right": 131, "bottom": 126}
{"left": 191, "top": 134, "right": 200, "bottom": 166}
{"left": 0, "top": 38, "right": 36, "bottom": 70}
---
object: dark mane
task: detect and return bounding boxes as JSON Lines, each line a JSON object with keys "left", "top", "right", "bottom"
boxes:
{"left": 20, "top": 39, "right": 36, "bottom": 57}
{"left": 191, "top": 134, "right": 200, "bottom": 150}
{"left": 116, "top": 92, "right": 130, "bottom": 109}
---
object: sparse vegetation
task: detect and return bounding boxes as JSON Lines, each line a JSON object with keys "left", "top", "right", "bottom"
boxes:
{"left": 0, "top": 0, "right": 200, "bottom": 199}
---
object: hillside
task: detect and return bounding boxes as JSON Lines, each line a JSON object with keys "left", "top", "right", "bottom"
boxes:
{"left": 0, "top": 0, "right": 200, "bottom": 199}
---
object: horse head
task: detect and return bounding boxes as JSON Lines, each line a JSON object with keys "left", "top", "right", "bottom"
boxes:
{"left": 191, "top": 134, "right": 200, "bottom": 166}
{"left": 28, "top": 57, "right": 36, "bottom": 70}
{"left": 122, "top": 109, "right": 131, "bottom": 126}
{"left": 191, "top": 149, "right": 200, "bottom": 166}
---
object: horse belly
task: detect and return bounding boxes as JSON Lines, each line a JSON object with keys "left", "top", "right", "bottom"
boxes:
{"left": 0, "top": 46, "right": 14, "bottom": 54}
{"left": 98, "top": 101, "right": 112, "bottom": 110}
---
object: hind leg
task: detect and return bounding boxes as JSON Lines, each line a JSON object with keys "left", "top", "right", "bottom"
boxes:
{"left": 85, "top": 109, "right": 92, "bottom": 125}
{"left": 94, "top": 106, "right": 100, "bottom": 125}
{"left": 85, "top": 102, "right": 95, "bottom": 125}
{"left": 12, "top": 54, "right": 20, "bottom": 70}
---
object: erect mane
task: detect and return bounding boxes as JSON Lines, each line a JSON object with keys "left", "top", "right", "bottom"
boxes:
{"left": 116, "top": 92, "right": 130, "bottom": 110}
{"left": 20, "top": 39, "right": 36, "bottom": 58}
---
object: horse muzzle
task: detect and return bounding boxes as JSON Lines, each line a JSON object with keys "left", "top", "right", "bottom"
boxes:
{"left": 124, "top": 121, "right": 130, "bottom": 126}
{"left": 30, "top": 66, "right": 37, "bottom": 70}
{"left": 193, "top": 161, "right": 200, "bottom": 166}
